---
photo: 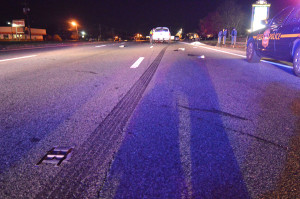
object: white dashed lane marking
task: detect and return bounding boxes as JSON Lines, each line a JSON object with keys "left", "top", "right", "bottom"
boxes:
{"left": 130, "top": 57, "right": 144, "bottom": 68}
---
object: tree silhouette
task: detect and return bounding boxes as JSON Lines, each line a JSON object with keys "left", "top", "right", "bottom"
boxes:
{"left": 199, "top": 0, "right": 245, "bottom": 36}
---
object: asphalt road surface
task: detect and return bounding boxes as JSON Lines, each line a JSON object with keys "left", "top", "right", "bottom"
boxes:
{"left": 0, "top": 41, "right": 299, "bottom": 199}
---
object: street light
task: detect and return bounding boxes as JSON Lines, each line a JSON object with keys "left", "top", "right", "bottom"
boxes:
{"left": 251, "top": 0, "right": 270, "bottom": 32}
{"left": 81, "top": 31, "right": 86, "bottom": 38}
{"left": 7, "top": 22, "right": 13, "bottom": 40}
{"left": 71, "top": 21, "right": 79, "bottom": 40}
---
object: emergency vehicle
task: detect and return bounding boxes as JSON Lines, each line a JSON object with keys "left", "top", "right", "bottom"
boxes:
{"left": 246, "top": 6, "right": 300, "bottom": 77}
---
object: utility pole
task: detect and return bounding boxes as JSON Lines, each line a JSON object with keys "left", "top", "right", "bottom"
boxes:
{"left": 98, "top": 24, "right": 102, "bottom": 41}
{"left": 24, "top": 0, "right": 31, "bottom": 41}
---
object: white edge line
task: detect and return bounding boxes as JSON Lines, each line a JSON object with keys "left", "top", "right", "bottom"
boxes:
{"left": 95, "top": 45, "right": 106, "bottom": 48}
{"left": 181, "top": 41, "right": 245, "bottom": 57}
{"left": 196, "top": 45, "right": 246, "bottom": 58}
{"left": 183, "top": 42, "right": 293, "bottom": 69}
{"left": 261, "top": 60, "right": 293, "bottom": 69}
{"left": 0, "top": 55, "right": 37, "bottom": 62}
{"left": 130, "top": 57, "right": 145, "bottom": 68}
{"left": 0, "top": 44, "right": 70, "bottom": 52}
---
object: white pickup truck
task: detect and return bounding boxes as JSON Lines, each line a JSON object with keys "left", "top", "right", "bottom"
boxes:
{"left": 150, "top": 27, "right": 171, "bottom": 43}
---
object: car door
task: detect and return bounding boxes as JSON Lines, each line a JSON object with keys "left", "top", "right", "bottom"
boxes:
{"left": 258, "top": 7, "right": 294, "bottom": 58}
{"left": 275, "top": 7, "right": 299, "bottom": 61}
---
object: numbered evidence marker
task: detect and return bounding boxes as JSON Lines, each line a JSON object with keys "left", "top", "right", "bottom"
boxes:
{"left": 37, "top": 147, "right": 73, "bottom": 167}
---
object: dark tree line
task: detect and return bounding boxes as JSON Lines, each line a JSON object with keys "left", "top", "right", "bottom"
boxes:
{"left": 199, "top": 0, "right": 246, "bottom": 37}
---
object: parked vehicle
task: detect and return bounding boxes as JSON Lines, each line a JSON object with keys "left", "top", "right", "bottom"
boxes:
{"left": 150, "top": 27, "right": 171, "bottom": 43}
{"left": 247, "top": 6, "right": 300, "bottom": 76}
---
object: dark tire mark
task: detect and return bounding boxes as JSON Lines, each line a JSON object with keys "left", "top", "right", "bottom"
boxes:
{"left": 75, "top": 70, "right": 98, "bottom": 74}
{"left": 221, "top": 125, "right": 288, "bottom": 150}
{"left": 178, "top": 104, "right": 249, "bottom": 121}
{"left": 178, "top": 105, "right": 288, "bottom": 150}
{"left": 36, "top": 46, "right": 168, "bottom": 198}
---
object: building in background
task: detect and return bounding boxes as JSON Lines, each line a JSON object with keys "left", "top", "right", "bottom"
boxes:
{"left": 0, "top": 19, "right": 46, "bottom": 41}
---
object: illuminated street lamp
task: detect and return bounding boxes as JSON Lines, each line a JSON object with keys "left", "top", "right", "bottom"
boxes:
{"left": 71, "top": 21, "right": 79, "bottom": 40}
{"left": 251, "top": 0, "right": 271, "bottom": 32}
{"left": 7, "top": 22, "right": 13, "bottom": 40}
{"left": 81, "top": 31, "right": 86, "bottom": 38}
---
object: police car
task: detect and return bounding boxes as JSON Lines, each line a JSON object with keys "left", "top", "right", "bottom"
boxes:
{"left": 246, "top": 6, "right": 300, "bottom": 77}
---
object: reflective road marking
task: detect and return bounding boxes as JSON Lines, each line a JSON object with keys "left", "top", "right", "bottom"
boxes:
{"left": 196, "top": 45, "right": 246, "bottom": 58}
{"left": 130, "top": 57, "right": 144, "bottom": 68}
{"left": 261, "top": 60, "right": 293, "bottom": 69}
{"left": 0, "top": 55, "right": 37, "bottom": 62}
{"left": 184, "top": 42, "right": 293, "bottom": 70}
{"left": 95, "top": 45, "right": 106, "bottom": 48}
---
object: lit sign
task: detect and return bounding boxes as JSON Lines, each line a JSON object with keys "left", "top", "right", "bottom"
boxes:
{"left": 12, "top": 19, "right": 25, "bottom": 27}
{"left": 251, "top": 3, "right": 270, "bottom": 32}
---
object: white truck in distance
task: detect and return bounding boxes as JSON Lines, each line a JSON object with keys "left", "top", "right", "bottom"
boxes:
{"left": 150, "top": 27, "right": 171, "bottom": 43}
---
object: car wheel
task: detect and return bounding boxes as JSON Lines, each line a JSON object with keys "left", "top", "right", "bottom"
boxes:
{"left": 246, "top": 41, "right": 260, "bottom": 63}
{"left": 293, "top": 46, "right": 300, "bottom": 77}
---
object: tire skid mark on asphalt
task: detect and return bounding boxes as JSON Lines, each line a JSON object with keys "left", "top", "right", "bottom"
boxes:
{"left": 36, "top": 46, "right": 168, "bottom": 199}
{"left": 178, "top": 104, "right": 249, "bottom": 121}
{"left": 75, "top": 70, "right": 98, "bottom": 74}
{"left": 178, "top": 104, "right": 288, "bottom": 151}
{"left": 224, "top": 126, "right": 289, "bottom": 151}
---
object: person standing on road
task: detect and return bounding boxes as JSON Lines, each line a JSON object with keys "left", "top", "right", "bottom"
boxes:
{"left": 218, "top": 30, "right": 223, "bottom": 46}
{"left": 231, "top": 28, "right": 237, "bottom": 47}
{"left": 150, "top": 29, "right": 154, "bottom": 44}
{"left": 223, "top": 29, "right": 227, "bottom": 45}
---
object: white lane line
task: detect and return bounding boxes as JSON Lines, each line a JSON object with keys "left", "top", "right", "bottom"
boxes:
{"left": 184, "top": 42, "right": 293, "bottom": 69}
{"left": 182, "top": 41, "right": 245, "bottom": 57}
{"left": 150, "top": 46, "right": 153, "bottom": 48}
{"left": 0, "top": 45, "right": 70, "bottom": 52}
{"left": 95, "top": 45, "right": 106, "bottom": 48}
{"left": 0, "top": 55, "right": 37, "bottom": 62}
{"left": 196, "top": 45, "right": 246, "bottom": 58}
{"left": 261, "top": 60, "right": 293, "bottom": 69}
{"left": 130, "top": 57, "right": 144, "bottom": 68}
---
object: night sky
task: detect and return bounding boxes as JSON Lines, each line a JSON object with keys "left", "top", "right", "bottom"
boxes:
{"left": 0, "top": 0, "right": 297, "bottom": 36}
